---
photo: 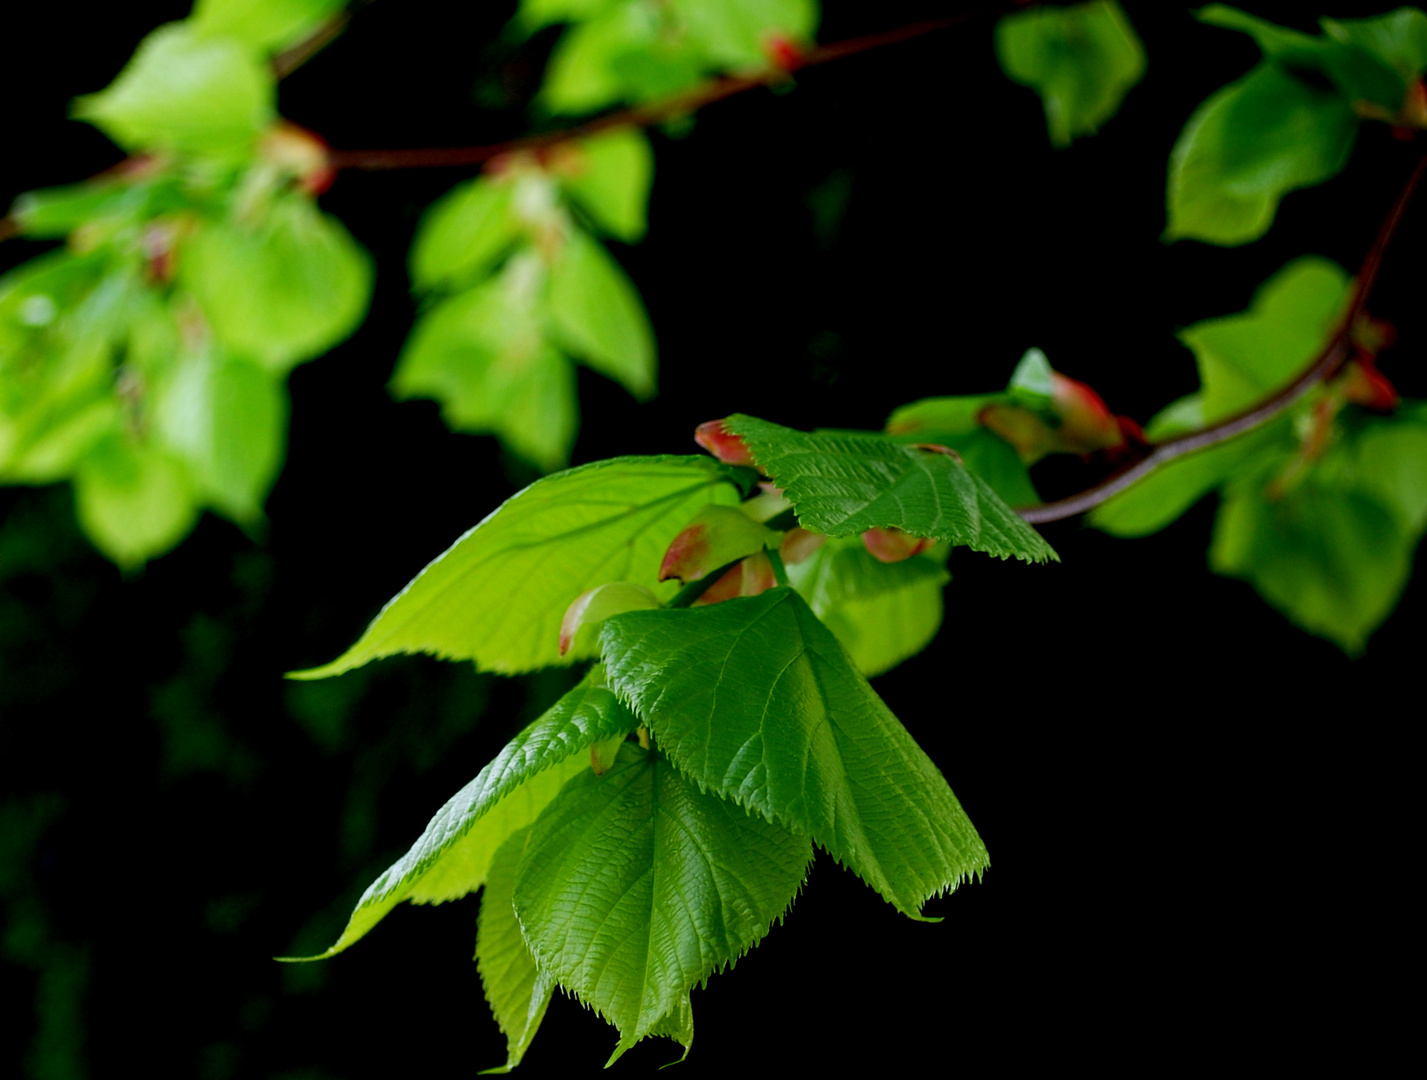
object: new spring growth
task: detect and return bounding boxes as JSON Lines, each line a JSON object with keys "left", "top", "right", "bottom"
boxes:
{"left": 695, "top": 419, "right": 758, "bottom": 467}
{"left": 558, "top": 583, "right": 661, "bottom": 657}
{"left": 980, "top": 370, "right": 1138, "bottom": 461}
{"left": 693, "top": 550, "right": 777, "bottom": 606}
{"left": 861, "top": 527, "right": 933, "bottom": 563}
{"left": 659, "top": 505, "right": 781, "bottom": 584}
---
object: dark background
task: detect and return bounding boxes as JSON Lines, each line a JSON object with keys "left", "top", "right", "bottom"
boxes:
{"left": 2, "top": 2, "right": 1418, "bottom": 1075}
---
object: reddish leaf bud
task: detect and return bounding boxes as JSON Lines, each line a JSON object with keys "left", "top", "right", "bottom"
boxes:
{"left": 781, "top": 527, "right": 826, "bottom": 566}
{"left": 659, "top": 505, "right": 779, "bottom": 583}
{"left": 559, "top": 583, "right": 660, "bottom": 657}
{"left": 765, "top": 35, "right": 808, "bottom": 72}
{"left": 259, "top": 121, "right": 335, "bottom": 195}
{"left": 861, "top": 527, "right": 932, "bottom": 564}
{"left": 979, "top": 403, "right": 1057, "bottom": 462}
{"left": 694, "top": 420, "right": 757, "bottom": 467}
{"left": 693, "top": 551, "right": 777, "bottom": 606}
{"left": 1340, "top": 358, "right": 1399, "bottom": 412}
{"left": 1049, "top": 373, "right": 1124, "bottom": 455}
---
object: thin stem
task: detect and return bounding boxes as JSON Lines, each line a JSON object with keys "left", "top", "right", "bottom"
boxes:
{"left": 1019, "top": 149, "right": 1427, "bottom": 526}
{"left": 766, "top": 546, "right": 790, "bottom": 588}
{"left": 326, "top": 5, "right": 1021, "bottom": 172}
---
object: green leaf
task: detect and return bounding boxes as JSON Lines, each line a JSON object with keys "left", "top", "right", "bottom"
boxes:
{"left": 1322, "top": 9, "right": 1427, "bottom": 84}
{"left": 289, "top": 679, "right": 639, "bottom": 959}
{"left": 724, "top": 414, "right": 1057, "bottom": 563}
{"left": 1088, "top": 421, "right": 1286, "bottom": 537}
{"left": 393, "top": 265, "right": 579, "bottom": 471}
{"left": 1178, "top": 256, "right": 1348, "bottom": 421}
{"left": 1007, "top": 346, "right": 1056, "bottom": 407}
{"left": 292, "top": 455, "right": 749, "bottom": 678}
{"left": 996, "top": 0, "right": 1146, "bottom": 147}
{"left": 561, "top": 129, "right": 654, "bottom": 243}
{"left": 787, "top": 535, "right": 949, "bottom": 677}
{"left": 546, "top": 231, "right": 656, "bottom": 400}
{"left": 1196, "top": 5, "right": 1322, "bottom": 59}
{"left": 181, "top": 194, "right": 373, "bottom": 374}
{"left": 658, "top": 503, "right": 780, "bottom": 584}
{"left": 73, "top": 433, "right": 200, "bottom": 568}
{"left": 670, "top": 0, "right": 819, "bottom": 70}
{"left": 1166, "top": 62, "right": 1357, "bottom": 246}
{"left": 151, "top": 349, "right": 287, "bottom": 524}
{"left": 71, "top": 23, "right": 275, "bottom": 157}
{"left": 475, "top": 825, "right": 555, "bottom": 1074}
{"left": 601, "top": 588, "right": 989, "bottom": 917}
{"left": 190, "top": 0, "right": 347, "bottom": 53}
{"left": 409, "top": 178, "right": 521, "bottom": 293}
{"left": 1346, "top": 405, "right": 1427, "bottom": 532}
{"left": 541, "top": 5, "right": 660, "bottom": 114}
{"left": 518, "top": 0, "right": 621, "bottom": 33}
{"left": 513, "top": 743, "right": 811, "bottom": 1062}
{"left": 1210, "top": 476, "right": 1412, "bottom": 654}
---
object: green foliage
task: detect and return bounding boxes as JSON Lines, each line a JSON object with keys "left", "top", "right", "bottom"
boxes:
{"left": 291, "top": 676, "right": 639, "bottom": 959}
{"left": 601, "top": 588, "right": 988, "bottom": 918}
{"left": 190, "top": 0, "right": 347, "bottom": 53}
{"left": 1165, "top": 63, "right": 1356, "bottom": 246}
{"left": 293, "top": 456, "right": 750, "bottom": 678}
{"left": 724, "top": 413, "right": 1057, "bottom": 562}
{"left": 513, "top": 743, "right": 811, "bottom": 1064}
{"left": 1168, "top": 6, "right": 1427, "bottom": 246}
{"left": 394, "top": 139, "right": 656, "bottom": 470}
{"left": 996, "top": 0, "right": 1146, "bottom": 147}
{"left": 1093, "top": 258, "right": 1427, "bottom": 651}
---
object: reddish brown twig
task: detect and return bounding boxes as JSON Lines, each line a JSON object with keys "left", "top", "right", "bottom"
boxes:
{"left": 1019, "top": 150, "right": 1427, "bottom": 525}
{"left": 325, "top": 7, "right": 1018, "bottom": 172}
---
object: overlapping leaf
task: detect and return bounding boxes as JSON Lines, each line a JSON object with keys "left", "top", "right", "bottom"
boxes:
{"left": 601, "top": 588, "right": 989, "bottom": 917}
{"left": 290, "top": 679, "right": 640, "bottom": 959}
{"left": 787, "top": 535, "right": 949, "bottom": 677}
{"left": 294, "top": 456, "right": 750, "bottom": 678}
{"left": 513, "top": 743, "right": 811, "bottom": 1064}
{"left": 725, "top": 414, "right": 1056, "bottom": 562}
{"left": 476, "top": 825, "right": 556, "bottom": 1074}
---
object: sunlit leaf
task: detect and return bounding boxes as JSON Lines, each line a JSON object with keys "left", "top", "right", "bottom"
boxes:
{"left": 288, "top": 679, "right": 638, "bottom": 959}
{"left": 546, "top": 230, "right": 656, "bottom": 399}
{"left": 293, "top": 456, "right": 750, "bottom": 678}
{"left": 191, "top": 0, "right": 346, "bottom": 53}
{"left": 181, "top": 194, "right": 373, "bottom": 374}
{"left": 71, "top": 23, "right": 275, "bottom": 157}
{"left": 1166, "top": 63, "right": 1356, "bottom": 246}
{"left": 561, "top": 129, "right": 654, "bottom": 243}
{"left": 513, "top": 743, "right": 811, "bottom": 1063}
{"left": 151, "top": 349, "right": 287, "bottom": 524}
{"left": 996, "top": 0, "right": 1146, "bottom": 147}
{"left": 725, "top": 414, "right": 1057, "bottom": 562}
{"left": 73, "top": 433, "right": 200, "bottom": 568}
{"left": 670, "top": 0, "right": 819, "bottom": 70}
{"left": 601, "top": 588, "right": 988, "bottom": 917}
{"left": 409, "top": 178, "right": 521, "bottom": 293}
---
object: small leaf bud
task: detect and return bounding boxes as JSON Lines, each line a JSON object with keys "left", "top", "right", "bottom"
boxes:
{"left": 659, "top": 505, "right": 780, "bottom": 584}
{"left": 861, "top": 527, "right": 932, "bottom": 564}
{"left": 781, "top": 527, "right": 826, "bottom": 566}
{"left": 693, "top": 550, "right": 777, "bottom": 606}
{"left": 559, "top": 583, "right": 661, "bottom": 657}
{"left": 694, "top": 420, "right": 757, "bottom": 467}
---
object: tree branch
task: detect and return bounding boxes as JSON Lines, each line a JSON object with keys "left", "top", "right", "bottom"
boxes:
{"left": 325, "top": 5, "right": 1022, "bottom": 172}
{"left": 1018, "top": 149, "right": 1427, "bottom": 526}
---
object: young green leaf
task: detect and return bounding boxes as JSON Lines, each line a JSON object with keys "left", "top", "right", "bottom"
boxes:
{"left": 408, "top": 178, "right": 521, "bottom": 293}
{"left": 73, "top": 433, "right": 201, "bottom": 569}
{"left": 560, "top": 129, "right": 654, "bottom": 243}
{"left": 540, "top": 4, "right": 662, "bottom": 114}
{"left": 181, "top": 194, "right": 374, "bottom": 374}
{"left": 71, "top": 23, "right": 276, "bottom": 158}
{"left": 292, "top": 456, "right": 749, "bottom": 678}
{"left": 600, "top": 588, "right": 989, "bottom": 917}
{"left": 1178, "top": 256, "right": 1348, "bottom": 422}
{"left": 476, "top": 826, "right": 555, "bottom": 1074}
{"left": 723, "top": 414, "right": 1057, "bottom": 562}
{"left": 996, "top": 0, "right": 1146, "bottom": 147}
{"left": 1166, "top": 62, "right": 1357, "bottom": 246}
{"left": 191, "top": 0, "right": 347, "bottom": 54}
{"left": 151, "top": 350, "right": 287, "bottom": 524}
{"left": 546, "top": 230, "right": 656, "bottom": 400}
{"left": 1210, "top": 477, "right": 1413, "bottom": 654}
{"left": 787, "top": 535, "right": 949, "bottom": 677}
{"left": 287, "top": 679, "right": 639, "bottom": 960}
{"left": 1322, "top": 9, "right": 1427, "bottom": 86}
{"left": 670, "top": 0, "right": 820, "bottom": 71}
{"left": 512, "top": 743, "right": 812, "bottom": 1064}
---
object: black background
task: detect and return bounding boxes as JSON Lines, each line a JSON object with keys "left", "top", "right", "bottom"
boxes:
{"left": 2, "top": 2, "right": 1419, "bottom": 1075}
